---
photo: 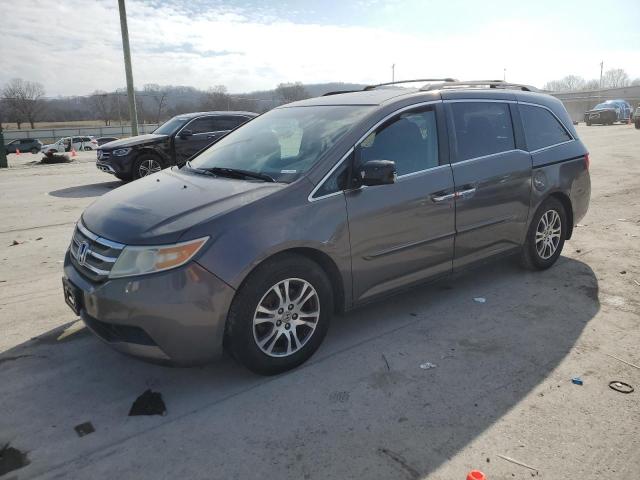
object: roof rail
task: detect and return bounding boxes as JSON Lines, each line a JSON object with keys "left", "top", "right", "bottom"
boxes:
{"left": 421, "top": 80, "right": 538, "bottom": 92}
{"left": 322, "top": 90, "right": 362, "bottom": 96}
{"left": 363, "top": 78, "right": 458, "bottom": 91}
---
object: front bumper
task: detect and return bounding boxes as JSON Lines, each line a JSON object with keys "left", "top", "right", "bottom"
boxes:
{"left": 63, "top": 252, "right": 236, "bottom": 365}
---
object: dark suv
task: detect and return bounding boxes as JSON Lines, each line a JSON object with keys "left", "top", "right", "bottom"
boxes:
{"left": 96, "top": 111, "right": 257, "bottom": 180}
{"left": 5, "top": 138, "right": 43, "bottom": 154}
{"left": 63, "top": 80, "right": 590, "bottom": 375}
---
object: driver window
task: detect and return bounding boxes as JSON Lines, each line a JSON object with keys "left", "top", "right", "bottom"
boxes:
{"left": 358, "top": 108, "right": 439, "bottom": 176}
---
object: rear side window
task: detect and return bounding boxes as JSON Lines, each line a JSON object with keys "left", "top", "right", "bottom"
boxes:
{"left": 450, "top": 102, "right": 515, "bottom": 161}
{"left": 519, "top": 104, "right": 572, "bottom": 151}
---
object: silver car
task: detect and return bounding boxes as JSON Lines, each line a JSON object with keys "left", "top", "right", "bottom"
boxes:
{"left": 62, "top": 79, "right": 591, "bottom": 375}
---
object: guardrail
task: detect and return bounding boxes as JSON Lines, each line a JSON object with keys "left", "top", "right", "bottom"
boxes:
{"left": 2, "top": 124, "right": 160, "bottom": 144}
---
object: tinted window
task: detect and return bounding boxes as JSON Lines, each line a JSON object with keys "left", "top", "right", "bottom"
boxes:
{"left": 358, "top": 108, "right": 439, "bottom": 176}
{"left": 20, "top": 139, "right": 31, "bottom": 144}
{"left": 450, "top": 102, "right": 515, "bottom": 161}
{"left": 154, "top": 116, "right": 189, "bottom": 135}
{"left": 520, "top": 105, "right": 572, "bottom": 151}
{"left": 186, "top": 117, "right": 219, "bottom": 134}
{"left": 314, "top": 154, "right": 351, "bottom": 198}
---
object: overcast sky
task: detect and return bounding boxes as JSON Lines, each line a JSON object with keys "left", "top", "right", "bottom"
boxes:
{"left": 1, "top": 0, "right": 639, "bottom": 97}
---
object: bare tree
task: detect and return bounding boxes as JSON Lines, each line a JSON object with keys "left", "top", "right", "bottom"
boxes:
{"left": 90, "top": 90, "right": 112, "bottom": 125}
{"left": 631, "top": 78, "right": 640, "bottom": 86}
{"left": 275, "top": 82, "right": 310, "bottom": 104}
{"left": 602, "top": 68, "right": 630, "bottom": 88}
{"left": 204, "top": 85, "right": 231, "bottom": 111}
{"left": 144, "top": 84, "right": 170, "bottom": 123}
{"left": 2, "top": 78, "right": 45, "bottom": 128}
{"left": 583, "top": 79, "right": 601, "bottom": 91}
{"left": 543, "top": 75, "right": 585, "bottom": 92}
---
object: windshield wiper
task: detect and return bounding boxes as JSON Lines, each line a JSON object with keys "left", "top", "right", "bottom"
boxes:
{"left": 184, "top": 162, "right": 275, "bottom": 182}
{"left": 203, "top": 167, "right": 275, "bottom": 183}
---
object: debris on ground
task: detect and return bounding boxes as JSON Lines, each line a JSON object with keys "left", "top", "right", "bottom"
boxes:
{"left": 473, "top": 297, "right": 486, "bottom": 303}
{"left": 0, "top": 443, "right": 30, "bottom": 476}
{"left": 129, "top": 390, "right": 167, "bottom": 416}
{"left": 620, "top": 270, "right": 627, "bottom": 275}
{"left": 634, "top": 280, "right": 640, "bottom": 286}
{"left": 609, "top": 381, "right": 634, "bottom": 394}
{"left": 10, "top": 240, "right": 22, "bottom": 246}
{"left": 74, "top": 422, "right": 95, "bottom": 437}
{"left": 571, "top": 377, "right": 583, "bottom": 385}
{"left": 381, "top": 354, "right": 390, "bottom": 371}
{"left": 35, "top": 237, "right": 43, "bottom": 241}
{"left": 575, "top": 223, "right": 586, "bottom": 227}
{"left": 497, "top": 454, "right": 539, "bottom": 473}
{"left": 605, "top": 353, "right": 640, "bottom": 370}
{"left": 419, "top": 362, "right": 437, "bottom": 370}
{"left": 41, "top": 153, "right": 71, "bottom": 164}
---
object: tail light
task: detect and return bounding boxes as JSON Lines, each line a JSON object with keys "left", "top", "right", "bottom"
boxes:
{"left": 584, "top": 153, "right": 590, "bottom": 170}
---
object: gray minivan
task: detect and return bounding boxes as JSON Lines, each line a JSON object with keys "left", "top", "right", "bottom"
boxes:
{"left": 62, "top": 80, "right": 591, "bottom": 375}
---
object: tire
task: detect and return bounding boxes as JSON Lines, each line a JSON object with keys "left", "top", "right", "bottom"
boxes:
{"left": 84, "top": 146, "right": 92, "bottom": 151}
{"left": 635, "top": 120, "right": 640, "bottom": 130}
{"left": 132, "top": 154, "right": 163, "bottom": 180}
{"left": 30, "top": 147, "right": 39, "bottom": 154}
{"left": 586, "top": 121, "right": 591, "bottom": 126}
{"left": 520, "top": 197, "right": 567, "bottom": 270}
{"left": 225, "top": 253, "right": 333, "bottom": 375}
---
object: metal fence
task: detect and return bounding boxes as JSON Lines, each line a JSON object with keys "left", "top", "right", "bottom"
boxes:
{"left": 2, "top": 124, "right": 160, "bottom": 144}
{"left": 551, "top": 85, "right": 640, "bottom": 123}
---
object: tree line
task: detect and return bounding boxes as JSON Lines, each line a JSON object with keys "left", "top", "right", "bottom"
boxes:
{"left": 0, "top": 80, "right": 317, "bottom": 129}
{"left": 543, "top": 68, "right": 640, "bottom": 92}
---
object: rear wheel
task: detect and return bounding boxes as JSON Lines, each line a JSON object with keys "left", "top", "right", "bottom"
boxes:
{"left": 30, "top": 147, "right": 39, "bottom": 154}
{"left": 635, "top": 119, "right": 640, "bottom": 129}
{"left": 83, "top": 146, "right": 92, "bottom": 151}
{"left": 586, "top": 121, "right": 592, "bottom": 126}
{"left": 132, "top": 154, "right": 163, "bottom": 179}
{"left": 521, "top": 197, "right": 567, "bottom": 270}
{"left": 225, "top": 253, "right": 333, "bottom": 375}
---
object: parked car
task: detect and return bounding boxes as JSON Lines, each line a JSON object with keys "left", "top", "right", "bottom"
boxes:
{"left": 95, "top": 111, "right": 257, "bottom": 181}
{"left": 62, "top": 80, "right": 590, "bottom": 375}
{"left": 633, "top": 103, "right": 640, "bottom": 129}
{"left": 4, "top": 138, "right": 43, "bottom": 154}
{"left": 96, "top": 136, "right": 120, "bottom": 146}
{"left": 42, "top": 136, "right": 98, "bottom": 153}
{"left": 584, "top": 99, "right": 632, "bottom": 125}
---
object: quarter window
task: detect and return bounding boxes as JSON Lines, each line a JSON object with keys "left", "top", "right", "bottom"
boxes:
{"left": 450, "top": 102, "right": 515, "bottom": 162}
{"left": 519, "top": 104, "right": 572, "bottom": 151}
{"left": 358, "top": 108, "right": 439, "bottom": 176}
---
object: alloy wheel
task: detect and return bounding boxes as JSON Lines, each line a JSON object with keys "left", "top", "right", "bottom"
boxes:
{"left": 535, "top": 209, "right": 562, "bottom": 260}
{"left": 252, "top": 278, "right": 320, "bottom": 357}
{"left": 138, "top": 159, "right": 162, "bottom": 177}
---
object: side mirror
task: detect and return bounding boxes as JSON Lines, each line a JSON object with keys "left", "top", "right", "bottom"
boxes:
{"left": 358, "top": 160, "right": 396, "bottom": 186}
{"left": 179, "top": 129, "right": 193, "bottom": 138}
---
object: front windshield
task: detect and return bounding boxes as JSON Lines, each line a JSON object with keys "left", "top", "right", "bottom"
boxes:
{"left": 190, "top": 105, "right": 373, "bottom": 182}
{"left": 594, "top": 103, "right": 616, "bottom": 110}
{"left": 153, "top": 116, "right": 189, "bottom": 135}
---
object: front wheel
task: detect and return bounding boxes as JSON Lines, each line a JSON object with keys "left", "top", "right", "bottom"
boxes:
{"left": 521, "top": 197, "right": 567, "bottom": 270}
{"left": 635, "top": 120, "right": 640, "bottom": 129}
{"left": 132, "top": 155, "right": 163, "bottom": 179}
{"left": 225, "top": 253, "right": 333, "bottom": 375}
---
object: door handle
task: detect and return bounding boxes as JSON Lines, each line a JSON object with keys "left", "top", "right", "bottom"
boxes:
{"left": 431, "top": 192, "right": 455, "bottom": 203}
{"left": 456, "top": 187, "right": 476, "bottom": 198}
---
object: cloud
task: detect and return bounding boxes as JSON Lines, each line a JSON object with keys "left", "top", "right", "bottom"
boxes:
{"left": 0, "top": 0, "right": 638, "bottom": 96}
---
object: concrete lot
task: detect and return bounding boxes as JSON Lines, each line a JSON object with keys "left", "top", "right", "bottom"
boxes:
{"left": 1, "top": 125, "right": 639, "bottom": 479}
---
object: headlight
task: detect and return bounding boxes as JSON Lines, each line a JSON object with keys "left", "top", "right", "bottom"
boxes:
{"left": 109, "top": 237, "right": 209, "bottom": 279}
{"left": 112, "top": 148, "right": 132, "bottom": 156}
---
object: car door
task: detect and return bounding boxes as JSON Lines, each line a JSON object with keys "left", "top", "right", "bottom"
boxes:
{"left": 445, "top": 100, "right": 531, "bottom": 269}
{"left": 174, "top": 116, "right": 228, "bottom": 164}
{"left": 344, "top": 103, "right": 456, "bottom": 302}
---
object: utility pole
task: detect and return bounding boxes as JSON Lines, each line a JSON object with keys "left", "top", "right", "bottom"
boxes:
{"left": 0, "top": 125, "right": 7, "bottom": 168}
{"left": 503, "top": 68, "right": 506, "bottom": 81}
{"left": 118, "top": 0, "right": 139, "bottom": 136}
{"left": 599, "top": 61, "right": 604, "bottom": 89}
{"left": 391, "top": 64, "right": 395, "bottom": 82}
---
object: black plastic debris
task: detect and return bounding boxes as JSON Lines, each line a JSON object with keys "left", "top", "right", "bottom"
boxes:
{"left": 129, "top": 389, "right": 167, "bottom": 416}
{"left": 0, "top": 443, "right": 30, "bottom": 476}
{"left": 74, "top": 422, "right": 95, "bottom": 437}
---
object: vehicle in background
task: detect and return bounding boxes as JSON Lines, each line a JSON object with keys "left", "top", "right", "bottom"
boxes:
{"left": 633, "top": 103, "right": 640, "bottom": 129}
{"left": 95, "top": 111, "right": 257, "bottom": 181}
{"left": 584, "top": 99, "right": 632, "bottom": 125}
{"left": 5, "top": 138, "right": 43, "bottom": 154}
{"left": 42, "top": 136, "right": 98, "bottom": 153}
{"left": 63, "top": 80, "right": 591, "bottom": 375}
{"left": 96, "top": 136, "right": 120, "bottom": 146}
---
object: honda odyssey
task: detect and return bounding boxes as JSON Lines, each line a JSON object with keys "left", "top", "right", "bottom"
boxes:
{"left": 62, "top": 79, "right": 591, "bottom": 375}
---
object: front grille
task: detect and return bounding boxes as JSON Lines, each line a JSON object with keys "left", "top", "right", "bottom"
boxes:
{"left": 69, "top": 223, "right": 125, "bottom": 282}
{"left": 97, "top": 149, "right": 111, "bottom": 161}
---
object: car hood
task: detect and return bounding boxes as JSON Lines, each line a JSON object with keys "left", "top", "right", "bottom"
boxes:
{"left": 100, "top": 134, "right": 168, "bottom": 149}
{"left": 81, "top": 167, "right": 286, "bottom": 245}
{"left": 586, "top": 108, "right": 616, "bottom": 113}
